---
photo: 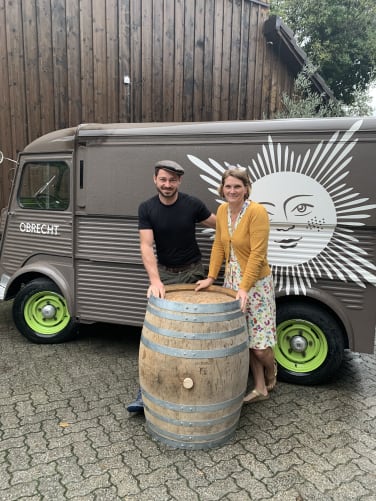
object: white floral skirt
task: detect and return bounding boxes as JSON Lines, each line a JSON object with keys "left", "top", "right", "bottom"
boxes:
{"left": 223, "top": 256, "right": 276, "bottom": 350}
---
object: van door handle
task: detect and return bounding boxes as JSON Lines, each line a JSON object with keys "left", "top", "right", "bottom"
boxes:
{"left": 80, "top": 160, "right": 84, "bottom": 188}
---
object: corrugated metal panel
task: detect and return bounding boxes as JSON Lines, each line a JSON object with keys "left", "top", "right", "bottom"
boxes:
{"left": 75, "top": 216, "right": 214, "bottom": 266}
{"left": 318, "top": 282, "right": 365, "bottom": 310}
{"left": 75, "top": 217, "right": 141, "bottom": 263}
{"left": 75, "top": 215, "right": 146, "bottom": 324}
{"left": 1, "top": 211, "right": 72, "bottom": 274}
{"left": 75, "top": 217, "right": 215, "bottom": 326}
{"left": 76, "top": 261, "right": 149, "bottom": 325}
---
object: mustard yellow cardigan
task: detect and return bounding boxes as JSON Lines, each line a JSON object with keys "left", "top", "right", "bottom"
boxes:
{"left": 208, "top": 201, "right": 271, "bottom": 291}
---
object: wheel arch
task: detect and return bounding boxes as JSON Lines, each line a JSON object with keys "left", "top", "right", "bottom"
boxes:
{"left": 275, "top": 291, "right": 350, "bottom": 350}
{"left": 5, "top": 264, "right": 74, "bottom": 315}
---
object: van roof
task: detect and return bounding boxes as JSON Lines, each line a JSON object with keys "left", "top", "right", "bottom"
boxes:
{"left": 22, "top": 117, "right": 376, "bottom": 154}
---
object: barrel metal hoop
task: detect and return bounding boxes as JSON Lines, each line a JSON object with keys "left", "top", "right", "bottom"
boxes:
{"left": 146, "top": 303, "right": 243, "bottom": 323}
{"left": 149, "top": 294, "right": 240, "bottom": 313}
{"left": 143, "top": 318, "right": 246, "bottom": 340}
{"left": 146, "top": 420, "right": 238, "bottom": 449}
{"left": 144, "top": 403, "right": 242, "bottom": 427}
{"left": 141, "top": 335, "right": 248, "bottom": 359}
{"left": 141, "top": 388, "right": 245, "bottom": 412}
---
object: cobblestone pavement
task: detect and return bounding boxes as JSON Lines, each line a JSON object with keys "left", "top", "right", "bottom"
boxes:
{"left": 0, "top": 300, "right": 375, "bottom": 501}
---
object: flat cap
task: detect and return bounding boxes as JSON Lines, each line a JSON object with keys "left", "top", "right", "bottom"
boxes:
{"left": 154, "top": 160, "right": 185, "bottom": 175}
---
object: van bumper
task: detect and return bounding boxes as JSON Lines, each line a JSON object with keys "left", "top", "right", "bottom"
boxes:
{"left": 0, "top": 273, "right": 10, "bottom": 300}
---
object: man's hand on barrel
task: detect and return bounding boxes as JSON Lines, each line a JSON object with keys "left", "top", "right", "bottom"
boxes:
{"left": 195, "top": 277, "right": 214, "bottom": 291}
{"left": 147, "top": 280, "right": 166, "bottom": 298}
{"left": 236, "top": 289, "right": 248, "bottom": 313}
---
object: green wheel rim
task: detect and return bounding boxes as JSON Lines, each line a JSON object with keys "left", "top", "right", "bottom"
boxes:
{"left": 275, "top": 319, "right": 328, "bottom": 373}
{"left": 24, "top": 290, "right": 70, "bottom": 336}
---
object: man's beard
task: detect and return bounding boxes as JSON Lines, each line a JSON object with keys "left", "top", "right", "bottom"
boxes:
{"left": 156, "top": 186, "right": 177, "bottom": 198}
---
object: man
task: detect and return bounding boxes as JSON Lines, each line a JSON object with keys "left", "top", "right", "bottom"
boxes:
{"left": 127, "top": 159, "right": 216, "bottom": 412}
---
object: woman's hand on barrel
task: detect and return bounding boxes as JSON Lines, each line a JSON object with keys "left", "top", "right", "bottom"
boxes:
{"left": 147, "top": 281, "right": 166, "bottom": 298}
{"left": 236, "top": 289, "right": 248, "bottom": 313}
{"left": 195, "top": 277, "right": 214, "bottom": 291}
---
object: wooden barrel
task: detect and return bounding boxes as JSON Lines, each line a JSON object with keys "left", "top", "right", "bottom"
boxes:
{"left": 139, "top": 284, "right": 249, "bottom": 450}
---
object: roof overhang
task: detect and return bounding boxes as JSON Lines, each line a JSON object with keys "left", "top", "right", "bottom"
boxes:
{"left": 263, "top": 15, "right": 334, "bottom": 101}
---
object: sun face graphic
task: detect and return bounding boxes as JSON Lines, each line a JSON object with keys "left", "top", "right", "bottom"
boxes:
{"left": 188, "top": 119, "right": 376, "bottom": 294}
{"left": 252, "top": 172, "right": 337, "bottom": 266}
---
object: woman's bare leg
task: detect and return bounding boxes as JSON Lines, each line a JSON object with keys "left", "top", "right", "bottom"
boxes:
{"left": 244, "top": 347, "right": 276, "bottom": 402}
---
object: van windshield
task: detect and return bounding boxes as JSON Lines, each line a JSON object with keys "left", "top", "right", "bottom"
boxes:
{"left": 18, "top": 161, "right": 69, "bottom": 210}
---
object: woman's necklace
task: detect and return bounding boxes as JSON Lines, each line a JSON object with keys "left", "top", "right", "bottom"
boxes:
{"left": 231, "top": 211, "right": 238, "bottom": 223}
{"left": 230, "top": 207, "right": 241, "bottom": 229}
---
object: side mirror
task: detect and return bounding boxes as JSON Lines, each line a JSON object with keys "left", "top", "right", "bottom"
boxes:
{"left": 0, "top": 151, "right": 17, "bottom": 165}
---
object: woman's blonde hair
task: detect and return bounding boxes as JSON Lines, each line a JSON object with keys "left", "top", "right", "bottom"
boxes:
{"left": 218, "top": 168, "right": 252, "bottom": 200}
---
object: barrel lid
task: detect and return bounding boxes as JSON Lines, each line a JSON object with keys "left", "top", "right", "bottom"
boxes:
{"left": 149, "top": 284, "right": 241, "bottom": 314}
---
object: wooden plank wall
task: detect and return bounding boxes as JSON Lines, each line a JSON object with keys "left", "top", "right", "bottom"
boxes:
{"left": 0, "top": 0, "right": 293, "bottom": 209}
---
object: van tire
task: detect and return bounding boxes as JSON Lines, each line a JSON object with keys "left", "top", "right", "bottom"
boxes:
{"left": 13, "top": 278, "right": 77, "bottom": 344}
{"left": 275, "top": 301, "right": 345, "bottom": 385}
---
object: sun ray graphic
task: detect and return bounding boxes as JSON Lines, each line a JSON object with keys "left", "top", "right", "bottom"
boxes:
{"left": 187, "top": 119, "right": 376, "bottom": 295}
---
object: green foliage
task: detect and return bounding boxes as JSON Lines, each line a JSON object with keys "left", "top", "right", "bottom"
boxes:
{"left": 274, "top": 65, "right": 372, "bottom": 118}
{"left": 274, "top": 65, "right": 342, "bottom": 118}
{"left": 270, "top": 0, "right": 376, "bottom": 104}
{"left": 344, "top": 87, "right": 374, "bottom": 117}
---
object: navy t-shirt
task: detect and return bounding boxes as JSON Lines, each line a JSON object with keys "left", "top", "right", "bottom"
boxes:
{"left": 138, "top": 192, "right": 211, "bottom": 267}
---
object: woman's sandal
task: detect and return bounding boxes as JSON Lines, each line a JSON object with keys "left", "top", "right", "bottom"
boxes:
{"left": 243, "top": 389, "right": 269, "bottom": 404}
{"left": 265, "top": 361, "right": 278, "bottom": 392}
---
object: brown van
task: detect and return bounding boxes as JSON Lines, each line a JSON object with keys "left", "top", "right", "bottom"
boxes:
{"left": 0, "top": 117, "right": 375, "bottom": 385}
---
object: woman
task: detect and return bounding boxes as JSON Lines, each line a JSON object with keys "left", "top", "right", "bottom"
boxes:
{"left": 196, "top": 168, "right": 277, "bottom": 403}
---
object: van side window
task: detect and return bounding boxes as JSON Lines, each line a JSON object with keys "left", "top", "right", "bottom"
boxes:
{"left": 18, "top": 161, "right": 69, "bottom": 210}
